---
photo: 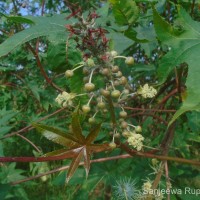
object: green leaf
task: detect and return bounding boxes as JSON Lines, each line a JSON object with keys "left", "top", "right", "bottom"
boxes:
{"left": 66, "top": 148, "right": 84, "bottom": 183}
{"left": 153, "top": 6, "right": 200, "bottom": 124}
{"left": 86, "top": 123, "right": 101, "bottom": 144}
{"left": 0, "top": 14, "right": 71, "bottom": 57}
{"left": 108, "top": 31, "right": 134, "bottom": 54}
{"left": 0, "top": 184, "right": 11, "bottom": 199}
{"left": 0, "top": 126, "right": 12, "bottom": 136}
{"left": 0, "top": 109, "right": 17, "bottom": 126}
{"left": 0, "top": 13, "right": 35, "bottom": 24}
{"left": 109, "top": 0, "right": 139, "bottom": 25}
{"left": 32, "top": 123, "right": 79, "bottom": 147}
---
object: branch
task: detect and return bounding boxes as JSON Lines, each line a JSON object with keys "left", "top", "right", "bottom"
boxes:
{"left": 26, "top": 43, "right": 63, "bottom": 92}
{"left": 118, "top": 142, "right": 200, "bottom": 166}
{"left": 1, "top": 107, "right": 66, "bottom": 140}
{"left": 10, "top": 154, "right": 132, "bottom": 185}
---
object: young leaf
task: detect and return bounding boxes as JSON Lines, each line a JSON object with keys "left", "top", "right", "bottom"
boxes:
{"left": 71, "top": 111, "right": 85, "bottom": 142}
{"left": 153, "top": 6, "right": 200, "bottom": 123}
{"left": 83, "top": 147, "right": 90, "bottom": 178}
{"left": 66, "top": 148, "right": 84, "bottom": 183}
{"left": 32, "top": 123, "right": 79, "bottom": 147}
{"left": 86, "top": 123, "right": 101, "bottom": 144}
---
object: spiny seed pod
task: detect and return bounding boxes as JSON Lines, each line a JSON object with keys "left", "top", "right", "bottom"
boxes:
{"left": 86, "top": 58, "right": 95, "bottom": 67}
{"left": 121, "top": 121, "right": 128, "bottom": 129}
{"left": 82, "top": 105, "right": 91, "bottom": 113}
{"left": 111, "top": 90, "right": 121, "bottom": 98}
{"left": 135, "top": 126, "right": 142, "bottom": 133}
{"left": 116, "top": 71, "right": 122, "bottom": 77}
{"left": 65, "top": 70, "right": 74, "bottom": 78}
{"left": 120, "top": 76, "right": 127, "bottom": 85}
{"left": 100, "top": 89, "right": 110, "bottom": 97}
{"left": 84, "top": 83, "right": 95, "bottom": 92}
{"left": 114, "top": 80, "right": 120, "bottom": 86}
{"left": 119, "top": 111, "right": 128, "bottom": 118}
{"left": 101, "top": 68, "right": 110, "bottom": 76}
{"left": 88, "top": 117, "right": 96, "bottom": 124}
{"left": 109, "top": 142, "right": 117, "bottom": 149}
{"left": 125, "top": 57, "right": 134, "bottom": 65}
{"left": 83, "top": 67, "right": 90, "bottom": 75}
{"left": 111, "top": 65, "right": 119, "bottom": 73}
{"left": 97, "top": 102, "right": 106, "bottom": 109}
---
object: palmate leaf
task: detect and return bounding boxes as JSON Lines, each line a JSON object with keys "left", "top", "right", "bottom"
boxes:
{"left": 153, "top": 6, "right": 200, "bottom": 124}
{"left": 32, "top": 123, "right": 79, "bottom": 147}
{"left": 0, "top": 14, "right": 73, "bottom": 58}
{"left": 109, "top": 0, "right": 139, "bottom": 25}
{"left": 33, "top": 111, "right": 109, "bottom": 183}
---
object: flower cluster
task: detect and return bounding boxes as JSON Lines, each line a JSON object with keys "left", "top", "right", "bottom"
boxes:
{"left": 127, "top": 131, "right": 144, "bottom": 151}
{"left": 55, "top": 92, "right": 75, "bottom": 107}
{"left": 137, "top": 84, "right": 157, "bottom": 98}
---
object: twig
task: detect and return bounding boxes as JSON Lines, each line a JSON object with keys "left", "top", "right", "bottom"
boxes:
{"left": 123, "top": 107, "right": 176, "bottom": 113}
{"left": 16, "top": 133, "right": 41, "bottom": 153}
{"left": 26, "top": 43, "right": 63, "bottom": 92}
{"left": 1, "top": 107, "right": 66, "bottom": 140}
{"left": 10, "top": 154, "right": 132, "bottom": 185}
{"left": 129, "top": 112, "right": 168, "bottom": 126}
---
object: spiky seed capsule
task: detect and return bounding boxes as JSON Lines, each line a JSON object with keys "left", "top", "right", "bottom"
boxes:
{"left": 111, "top": 65, "right": 119, "bottom": 73}
{"left": 119, "top": 111, "right": 128, "bottom": 118}
{"left": 109, "top": 142, "right": 116, "bottom": 149}
{"left": 121, "top": 121, "right": 128, "bottom": 129}
{"left": 83, "top": 67, "right": 90, "bottom": 75}
{"left": 65, "top": 70, "right": 74, "bottom": 77}
{"left": 86, "top": 58, "right": 95, "bottom": 67}
{"left": 82, "top": 105, "right": 91, "bottom": 113}
{"left": 114, "top": 80, "right": 120, "bottom": 86}
{"left": 116, "top": 71, "right": 122, "bottom": 77}
{"left": 97, "top": 102, "right": 106, "bottom": 109}
{"left": 125, "top": 57, "right": 134, "bottom": 65}
{"left": 84, "top": 83, "right": 95, "bottom": 92}
{"left": 120, "top": 76, "right": 127, "bottom": 85}
{"left": 110, "top": 50, "right": 118, "bottom": 57}
{"left": 101, "top": 68, "right": 110, "bottom": 76}
{"left": 100, "top": 89, "right": 110, "bottom": 97}
{"left": 88, "top": 117, "right": 96, "bottom": 124}
{"left": 135, "top": 126, "right": 142, "bottom": 133}
{"left": 111, "top": 90, "right": 121, "bottom": 98}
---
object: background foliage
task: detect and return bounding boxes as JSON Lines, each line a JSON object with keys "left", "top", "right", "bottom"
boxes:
{"left": 0, "top": 0, "right": 200, "bottom": 199}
